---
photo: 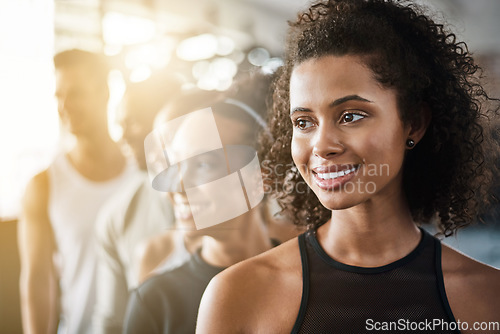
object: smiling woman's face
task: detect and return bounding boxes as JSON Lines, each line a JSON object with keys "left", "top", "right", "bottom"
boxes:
{"left": 289, "top": 55, "right": 411, "bottom": 211}
{"left": 167, "top": 109, "right": 254, "bottom": 232}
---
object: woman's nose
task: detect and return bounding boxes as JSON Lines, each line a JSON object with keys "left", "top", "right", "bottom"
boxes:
{"left": 311, "top": 123, "right": 345, "bottom": 159}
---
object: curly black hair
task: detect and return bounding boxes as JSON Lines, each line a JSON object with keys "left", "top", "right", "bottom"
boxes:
{"left": 261, "top": 0, "right": 499, "bottom": 235}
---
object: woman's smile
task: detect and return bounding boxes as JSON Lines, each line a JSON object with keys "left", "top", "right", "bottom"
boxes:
{"left": 311, "top": 164, "right": 361, "bottom": 191}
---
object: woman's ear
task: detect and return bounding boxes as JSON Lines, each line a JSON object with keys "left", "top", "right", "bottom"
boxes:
{"left": 408, "top": 104, "right": 432, "bottom": 144}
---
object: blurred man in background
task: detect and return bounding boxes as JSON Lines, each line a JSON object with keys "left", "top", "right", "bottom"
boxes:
{"left": 93, "top": 74, "right": 181, "bottom": 334}
{"left": 18, "top": 49, "right": 135, "bottom": 334}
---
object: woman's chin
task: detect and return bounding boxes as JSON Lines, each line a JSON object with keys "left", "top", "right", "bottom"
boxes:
{"left": 316, "top": 193, "right": 362, "bottom": 212}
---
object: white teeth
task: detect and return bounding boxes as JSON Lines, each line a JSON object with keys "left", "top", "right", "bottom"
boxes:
{"left": 317, "top": 167, "right": 357, "bottom": 180}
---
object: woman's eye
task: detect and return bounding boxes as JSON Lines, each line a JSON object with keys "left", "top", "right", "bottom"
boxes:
{"left": 341, "top": 112, "right": 365, "bottom": 123}
{"left": 294, "top": 119, "right": 313, "bottom": 130}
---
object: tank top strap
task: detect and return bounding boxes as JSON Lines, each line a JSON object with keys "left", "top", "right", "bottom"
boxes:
{"left": 433, "top": 237, "right": 460, "bottom": 328}
{"left": 291, "top": 233, "right": 310, "bottom": 334}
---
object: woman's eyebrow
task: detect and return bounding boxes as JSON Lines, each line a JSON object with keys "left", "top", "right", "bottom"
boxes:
{"left": 291, "top": 95, "right": 373, "bottom": 115}
{"left": 330, "top": 94, "right": 373, "bottom": 107}
{"left": 290, "top": 107, "right": 311, "bottom": 115}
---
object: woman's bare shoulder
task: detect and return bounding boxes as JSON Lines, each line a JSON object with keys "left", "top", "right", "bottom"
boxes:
{"left": 442, "top": 243, "right": 500, "bottom": 328}
{"left": 196, "top": 237, "right": 303, "bottom": 334}
{"left": 229, "top": 235, "right": 302, "bottom": 280}
{"left": 211, "top": 236, "right": 301, "bottom": 300}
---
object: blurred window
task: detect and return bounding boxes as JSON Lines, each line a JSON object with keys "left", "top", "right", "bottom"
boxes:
{"left": 0, "top": 0, "right": 58, "bottom": 220}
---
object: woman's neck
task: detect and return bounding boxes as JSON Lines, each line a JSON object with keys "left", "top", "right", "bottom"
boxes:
{"left": 317, "top": 188, "right": 421, "bottom": 268}
{"left": 200, "top": 206, "right": 272, "bottom": 268}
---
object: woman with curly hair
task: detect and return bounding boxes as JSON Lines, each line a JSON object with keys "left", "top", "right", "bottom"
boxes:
{"left": 196, "top": 0, "right": 500, "bottom": 333}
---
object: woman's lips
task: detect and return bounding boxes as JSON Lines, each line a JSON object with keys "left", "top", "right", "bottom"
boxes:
{"left": 312, "top": 165, "right": 360, "bottom": 190}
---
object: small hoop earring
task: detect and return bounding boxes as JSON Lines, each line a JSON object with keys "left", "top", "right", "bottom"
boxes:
{"left": 406, "top": 138, "right": 415, "bottom": 148}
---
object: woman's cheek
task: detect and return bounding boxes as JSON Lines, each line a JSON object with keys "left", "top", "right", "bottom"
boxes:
{"left": 291, "top": 136, "right": 305, "bottom": 166}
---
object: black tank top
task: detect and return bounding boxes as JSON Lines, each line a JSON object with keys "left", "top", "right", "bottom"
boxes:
{"left": 292, "top": 228, "right": 460, "bottom": 334}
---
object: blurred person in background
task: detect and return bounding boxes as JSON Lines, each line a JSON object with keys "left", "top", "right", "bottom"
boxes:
{"left": 135, "top": 89, "right": 224, "bottom": 284}
{"left": 123, "top": 72, "right": 299, "bottom": 334}
{"left": 18, "top": 49, "right": 136, "bottom": 334}
{"left": 92, "top": 73, "right": 181, "bottom": 334}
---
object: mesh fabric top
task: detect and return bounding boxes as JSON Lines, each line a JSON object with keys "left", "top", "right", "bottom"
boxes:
{"left": 292, "top": 228, "right": 460, "bottom": 334}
